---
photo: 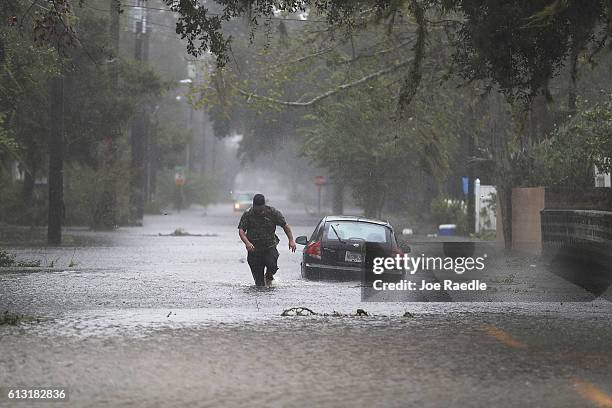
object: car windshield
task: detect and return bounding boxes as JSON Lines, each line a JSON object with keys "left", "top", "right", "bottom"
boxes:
{"left": 326, "top": 222, "right": 389, "bottom": 243}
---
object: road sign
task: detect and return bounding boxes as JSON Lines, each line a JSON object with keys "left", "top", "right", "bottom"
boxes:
{"left": 175, "top": 166, "right": 186, "bottom": 186}
{"left": 314, "top": 175, "right": 326, "bottom": 186}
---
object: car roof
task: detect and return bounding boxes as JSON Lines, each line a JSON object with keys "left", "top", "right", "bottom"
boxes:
{"left": 323, "top": 215, "right": 392, "bottom": 227}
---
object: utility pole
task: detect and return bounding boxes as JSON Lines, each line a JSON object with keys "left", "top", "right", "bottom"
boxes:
{"left": 109, "top": 0, "right": 120, "bottom": 84}
{"left": 130, "top": 0, "right": 149, "bottom": 224}
{"left": 47, "top": 1, "right": 72, "bottom": 245}
{"left": 200, "top": 111, "right": 207, "bottom": 175}
{"left": 91, "top": 0, "right": 122, "bottom": 229}
{"left": 48, "top": 75, "right": 64, "bottom": 245}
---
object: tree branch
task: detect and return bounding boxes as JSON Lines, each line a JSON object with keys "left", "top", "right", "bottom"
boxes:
{"left": 397, "top": 0, "right": 427, "bottom": 117}
{"left": 338, "top": 38, "right": 415, "bottom": 65}
{"left": 282, "top": 47, "right": 334, "bottom": 65}
{"left": 235, "top": 57, "right": 414, "bottom": 107}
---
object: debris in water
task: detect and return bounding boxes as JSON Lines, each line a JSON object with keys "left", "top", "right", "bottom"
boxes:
{"left": 281, "top": 307, "right": 317, "bottom": 316}
{"left": 356, "top": 309, "right": 368, "bottom": 316}
{"left": 158, "top": 228, "right": 217, "bottom": 237}
{"left": 403, "top": 312, "right": 414, "bottom": 318}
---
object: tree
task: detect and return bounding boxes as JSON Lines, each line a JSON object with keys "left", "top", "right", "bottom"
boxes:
{"left": 445, "top": 0, "right": 609, "bottom": 247}
{"left": 1, "top": 1, "right": 168, "bottom": 232}
{"left": 527, "top": 95, "right": 612, "bottom": 188}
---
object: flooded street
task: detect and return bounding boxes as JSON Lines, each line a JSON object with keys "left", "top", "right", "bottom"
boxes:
{"left": 1, "top": 205, "right": 611, "bottom": 407}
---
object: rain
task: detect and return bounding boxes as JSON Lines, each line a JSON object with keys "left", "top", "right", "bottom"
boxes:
{"left": 0, "top": 1, "right": 611, "bottom": 406}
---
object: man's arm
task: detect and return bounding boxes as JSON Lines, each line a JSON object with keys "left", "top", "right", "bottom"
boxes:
{"left": 282, "top": 224, "right": 297, "bottom": 252}
{"left": 239, "top": 228, "right": 255, "bottom": 252}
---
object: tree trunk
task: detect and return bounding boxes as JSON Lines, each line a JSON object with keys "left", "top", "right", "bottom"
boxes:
{"left": 376, "top": 189, "right": 386, "bottom": 220}
{"left": 22, "top": 139, "right": 37, "bottom": 223}
{"left": 491, "top": 98, "right": 514, "bottom": 250}
{"left": 467, "top": 175, "right": 475, "bottom": 235}
{"left": 129, "top": 12, "right": 149, "bottom": 224}
{"left": 22, "top": 162, "right": 35, "bottom": 225}
{"left": 332, "top": 179, "right": 344, "bottom": 214}
{"left": 92, "top": 0, "right": 121, "bottom": 228}
{"left": 466, "top": 130, "right": 476, "bottom": 235}
{"left": 48, "top": 76, "right": 64, "bottom": 245}
{"left": 568, "top": 45, "right": 578, "bottom": 116}
{"left": 497, "top": 183, "right": 512, "bottom": 250}
{"left": 130, "top": 108, "right": 146, "bottom": 224}
{"left": 364, "top": 200, "right": 377, "bottom": 219}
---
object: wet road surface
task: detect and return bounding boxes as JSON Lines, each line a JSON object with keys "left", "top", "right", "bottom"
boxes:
{"left": 1, "top": 204, "right": 611, "bottom": 407}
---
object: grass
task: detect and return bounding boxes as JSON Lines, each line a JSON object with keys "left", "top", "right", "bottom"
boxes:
{"left": 0, "top": 249, "right": 41, "bottom": 267}
{"left": 0, "top": 311, "right": 40, "bottom": 325}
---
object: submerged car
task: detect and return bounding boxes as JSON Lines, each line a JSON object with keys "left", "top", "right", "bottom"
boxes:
{"left": 233, "top": 192, "right": 256, "bottom": 212}
{"left": 296, "top": 215, "right": 408, "bottom": 280}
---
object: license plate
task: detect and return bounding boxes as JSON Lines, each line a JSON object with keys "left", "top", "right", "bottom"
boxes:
{"left": 345, "top": 251, "right": 362, "bottom": 263}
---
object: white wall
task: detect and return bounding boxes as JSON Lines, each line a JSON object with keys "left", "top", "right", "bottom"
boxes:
{"left": 474, "top": 179, "right": 497, "bottom": 233}
{"left": 595, "top": 164, "right": 611, "bottom": 187}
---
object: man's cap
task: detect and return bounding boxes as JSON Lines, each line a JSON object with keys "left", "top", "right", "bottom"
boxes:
{"left": 253, "top": 193, "right": 265, "bottom": 208}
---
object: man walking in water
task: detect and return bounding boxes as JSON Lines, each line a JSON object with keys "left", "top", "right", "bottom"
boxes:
{"left": 238, "top": 194, "right": 297, "bottom": 286}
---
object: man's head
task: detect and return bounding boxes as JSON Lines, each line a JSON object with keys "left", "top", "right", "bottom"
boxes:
{"left": 252, "top": 194, "right": 266, "bottom": 212}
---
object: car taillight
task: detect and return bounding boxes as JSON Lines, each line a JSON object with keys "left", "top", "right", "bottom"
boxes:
{"left": 305, "top": 241, "right": 321, "bottom": 259}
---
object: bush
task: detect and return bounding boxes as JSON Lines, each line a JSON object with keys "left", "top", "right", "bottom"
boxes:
{"left": 431, "top": 197, "right": 468, "bottom": 235}
{"left": 0, "top": 249, "right": 41, "bottom": 267}
{"left": 0, "top": 249, "right": 14, "bottom": 267}
{"left": 0, "top": 169, "right": 47, "bottom": 226}
{"left": 64, "top": 162, "right": 131, "bottom": 229}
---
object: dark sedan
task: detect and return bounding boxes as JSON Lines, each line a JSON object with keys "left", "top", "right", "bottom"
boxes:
{"left": 295, "top": 216, "right": 408, "bottom": 280}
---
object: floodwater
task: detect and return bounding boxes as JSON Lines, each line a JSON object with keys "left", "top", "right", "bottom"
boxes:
{"left": 0, "top": 204, "right": 611, "bottom": 407}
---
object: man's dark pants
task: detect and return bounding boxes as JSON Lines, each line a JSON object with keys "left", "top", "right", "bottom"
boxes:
{"left": 247, "top": 247, "right": 279, "bottom": 286}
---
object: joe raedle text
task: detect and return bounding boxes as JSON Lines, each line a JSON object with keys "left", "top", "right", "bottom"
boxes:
{"left": 372, "top": 279, "right": 487, "bottom": 291}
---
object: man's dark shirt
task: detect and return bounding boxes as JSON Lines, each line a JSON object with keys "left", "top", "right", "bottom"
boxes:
{"left": 238, "top": 206, "right": 287, "bottom": 250}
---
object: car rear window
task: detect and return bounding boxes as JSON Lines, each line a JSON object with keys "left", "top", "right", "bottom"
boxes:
{"left": 326, "top": 222, "right": 389, "bottom": 243}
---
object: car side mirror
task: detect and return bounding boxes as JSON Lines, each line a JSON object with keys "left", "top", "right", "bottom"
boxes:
{"left": 295, "top": 236, "right": 308, "bottom": 245}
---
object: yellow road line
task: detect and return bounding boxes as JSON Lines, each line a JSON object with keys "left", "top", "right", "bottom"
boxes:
{"left": 571, "top": 379, "right": 612, "bottom": 408}
{"left": 483, "top": 325, "right": 528, "bottom": 349}
{"left": 482, "top": 326, "right": 612, "bottom": 407}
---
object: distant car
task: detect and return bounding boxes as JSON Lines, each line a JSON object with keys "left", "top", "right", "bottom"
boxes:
{"left": 296, "top": 215, "right": 409, "bottom": 280}
{"left": 233, "top": 192, "right": 256, "bottom": 212}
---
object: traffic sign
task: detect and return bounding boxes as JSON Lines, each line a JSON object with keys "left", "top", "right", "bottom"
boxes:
{"left": 175, "top": 166, "right": 186, "bottom": 186}
{"left": 314, "top": 175, "right": 326, "bottom": 186}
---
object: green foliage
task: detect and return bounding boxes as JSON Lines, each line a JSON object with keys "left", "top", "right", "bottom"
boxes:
{"left": 0, "top": 168, "right": 47, "bottom": 225}
{"left": 0, "top": 3, "right": 172, "bottom": 228}
{"left": 195, "top": 17, "right": 468, "bottom": 216}
{"left": 0, "top": 114, "right": 16, "bottom": 154}
{"left": 446, "top": 0, "right": 605, "bottom": 104}
{"left": 0, "top": 249, "right": 14, "bottom": 267}
{"left": 0, "top": 311, "right": 40, "bottom": 325}
{"left": 0, "top": 249, "right": 41, "bottom": 267}
{"left": 526, "top": 95, "right": 612, "bottom": 188}
{"left": 64, "top": 155, "right": 131, "bottom": 229}
{"left": 431, "top": 197, "right": 468, "bottom": 234}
